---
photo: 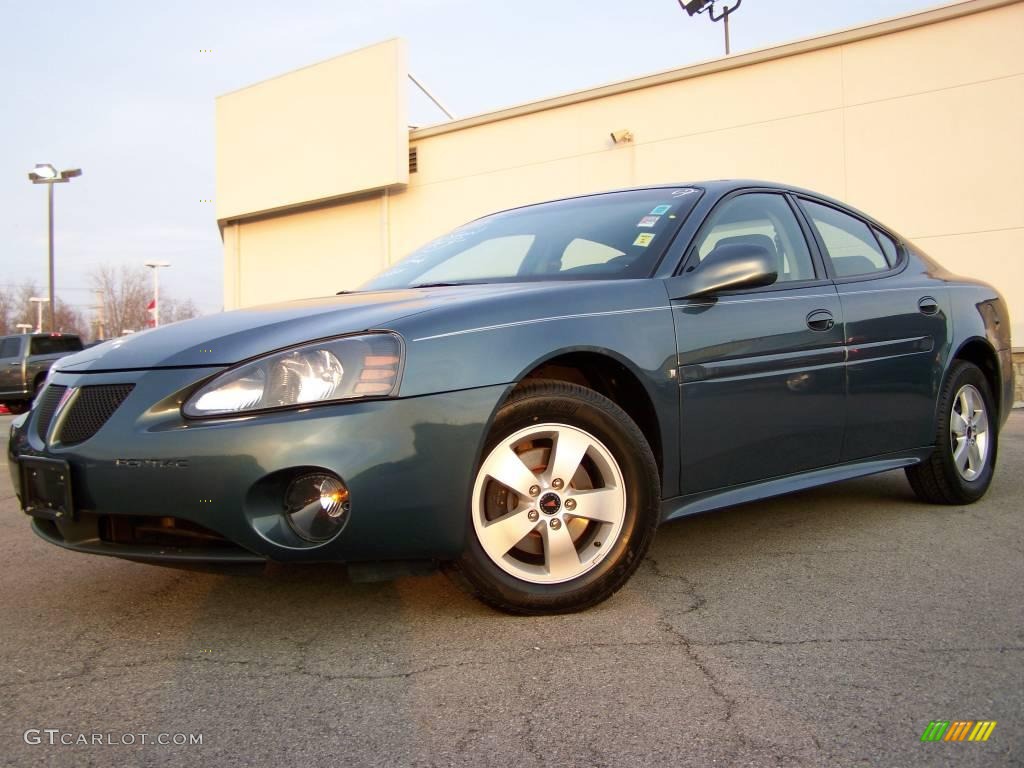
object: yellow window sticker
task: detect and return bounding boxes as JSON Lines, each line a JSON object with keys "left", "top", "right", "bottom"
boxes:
{"left": 633, "top": 232, "right": 655, "bottom": 247}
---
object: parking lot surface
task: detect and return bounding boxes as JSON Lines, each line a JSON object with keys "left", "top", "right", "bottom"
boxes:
{"left": 1, "top": 411, "right": 1021, "bottom": 767}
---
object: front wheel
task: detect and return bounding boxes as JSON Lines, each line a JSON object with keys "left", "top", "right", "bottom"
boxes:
{"left": 905, "top": 361, "right": 998, "bottom": 504}
{"left": 453, "top": 380, "right": 660, "bottom": 615}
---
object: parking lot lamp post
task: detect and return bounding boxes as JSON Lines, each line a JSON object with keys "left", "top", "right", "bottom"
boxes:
{"left": 27, "top": 164, "right": 82, "bottom": 331}
{"left": 144, "top": 261, "right": 171, "bottom": 328}
{"left": 28, "top": 297, "right": 50, "bottom": 333}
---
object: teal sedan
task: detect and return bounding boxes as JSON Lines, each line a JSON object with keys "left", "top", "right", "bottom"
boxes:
{"left": 8, "top": 181, "right": 1015, "bottom": 613}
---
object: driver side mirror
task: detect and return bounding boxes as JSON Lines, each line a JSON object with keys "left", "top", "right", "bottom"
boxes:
{"left": 674, "top": 243, "right": 778, "bottom": 299}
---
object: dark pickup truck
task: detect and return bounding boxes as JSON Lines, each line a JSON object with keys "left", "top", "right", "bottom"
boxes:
{"left": 0, "top": 333, "right": 84, "bottom": 414}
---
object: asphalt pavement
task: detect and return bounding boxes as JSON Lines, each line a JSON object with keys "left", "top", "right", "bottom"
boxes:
{"left": 1, "top": 411, "right": 1021, "bottom": 767}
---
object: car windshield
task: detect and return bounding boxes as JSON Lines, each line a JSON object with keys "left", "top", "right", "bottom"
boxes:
{"left": 361, "top": 188, "right": 701, "bottom": 290}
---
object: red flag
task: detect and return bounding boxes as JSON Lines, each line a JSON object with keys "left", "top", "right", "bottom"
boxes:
{"left": 147, "top": 299, "right": 156, "bottom": 311}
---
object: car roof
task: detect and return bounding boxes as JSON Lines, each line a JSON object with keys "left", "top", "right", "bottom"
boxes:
{"left": 477, "top": 179, "right": 891, "bottom": 233}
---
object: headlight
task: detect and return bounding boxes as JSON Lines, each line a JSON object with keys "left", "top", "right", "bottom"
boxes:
{"left": 183, "top": 333, "right": 402, "bottom": 418}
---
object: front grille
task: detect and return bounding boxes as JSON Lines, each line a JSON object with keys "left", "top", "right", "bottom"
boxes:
{"left": 57, "top": 384, "right": 134, "bottom": 446}
{"left": 35, "top": 384, "right": 67, "bottom": 440}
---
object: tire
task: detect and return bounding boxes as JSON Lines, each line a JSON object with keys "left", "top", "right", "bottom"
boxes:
{"left": 453, "top": 379, "right": 660, "bottom": 615}
{"left": 905, "top": 361, "right": 998, "bottom": 505}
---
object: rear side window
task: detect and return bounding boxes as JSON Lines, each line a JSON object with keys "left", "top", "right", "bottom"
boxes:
{"left": 801, "top": 200, "right": 890, "bottom": 278}
{"left": 29, "top": 336, "right": 83, "bottom": 355}
{"left": 0, "top": 337, "right": 20, "bottom": 358}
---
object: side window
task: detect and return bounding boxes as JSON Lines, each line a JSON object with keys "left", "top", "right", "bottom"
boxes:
{"left": 415, "top": 235, "right": 535, "bottom": 283}
{"left": 801, "top": 200, "right": 890, "bottom": 277}
{"left": 872, "top": 227, "right": 899, "bottom": 266}
{"left": 0, "top": 337, "right": 20, "bottom": 358}
{"left": 692, "top": 193, "right": 815, "bottom": 283}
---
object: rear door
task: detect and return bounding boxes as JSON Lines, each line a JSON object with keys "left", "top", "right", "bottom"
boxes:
{"left": 0, "top": 336, "right": 24, "bottom": 395}
{"left": 795, "top": 197, "right": 950, "bottom": 460}
{"left": 668, "top": 191, "right": 846, "bottom": 494}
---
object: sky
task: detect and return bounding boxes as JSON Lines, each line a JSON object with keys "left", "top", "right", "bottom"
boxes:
{"left": 0, "top": 0, "right": 947, "bottom": 317}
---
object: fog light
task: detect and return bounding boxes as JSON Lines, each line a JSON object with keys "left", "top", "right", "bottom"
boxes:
{"left": 284, "top": 473, "right": 350, "bottom": 542}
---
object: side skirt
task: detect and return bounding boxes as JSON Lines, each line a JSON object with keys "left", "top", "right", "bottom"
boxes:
{"left": 661, "top": 447, "right": 934, "bottom": 522}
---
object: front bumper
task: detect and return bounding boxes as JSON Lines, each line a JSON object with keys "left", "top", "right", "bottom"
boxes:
{"left": 8, "top": 366, "right": 508, "bottom": 564}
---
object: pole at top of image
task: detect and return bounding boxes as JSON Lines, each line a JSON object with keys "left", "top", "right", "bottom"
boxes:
{"left": 678, "top": 0, "right": 743, "bottom": 55}
{"left": 27, "top": 164, "right": 82, "bottom": 332}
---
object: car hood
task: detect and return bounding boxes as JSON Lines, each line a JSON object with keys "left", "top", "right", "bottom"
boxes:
{"left": 56, "top": 286, "right": 515, "bottom": 372}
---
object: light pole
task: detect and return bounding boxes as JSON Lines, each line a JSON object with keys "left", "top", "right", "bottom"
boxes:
{"left": 144, "top": 261, "right": 171, "bottom": 328}
{"left": 679, "top": 0, "right": 742, "bottom": 55}
{"left": 27, "top": 163, "right": 81, "bottom": 332}
{"left": 29, "top": 297, "right": 50, "bottom": 333}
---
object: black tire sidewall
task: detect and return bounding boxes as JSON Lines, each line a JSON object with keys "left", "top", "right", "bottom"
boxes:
{"left": 458, "top": 382, "right": 659, "bottom": 613}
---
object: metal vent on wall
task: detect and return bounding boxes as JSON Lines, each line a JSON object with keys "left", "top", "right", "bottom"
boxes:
{"left": 57, "top": 384, "right": 135, "bottom": 446}
{"left": 409, "top": 147, "right": 418, "bottom": 173}
{"left": 35, "top": 385, "right": 67, "bottom": 440}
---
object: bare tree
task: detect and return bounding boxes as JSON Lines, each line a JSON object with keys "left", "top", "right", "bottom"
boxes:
{"left": 88, "top": 264, "right": 203, "bottom": 337}
{"left": 159, "top": 296, "right": 200, "bottom": 325}
{"left": 0, "top": 288, "right": 15, "bottom": 335}
{"left": 0, "top": 281, "right": 89, "bottom": 339}
{"left": 90, "top": 265, "right": 152, "bottom": 336}
{"left": 54, "top": 300, "right": 88, "bottom": 339}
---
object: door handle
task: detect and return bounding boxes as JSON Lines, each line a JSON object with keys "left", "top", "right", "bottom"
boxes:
{"left": 806, "top": 309, "right": 835, "bottom": 332}
{"left": 918, "top": 296, "right": 939, "bottom": 315}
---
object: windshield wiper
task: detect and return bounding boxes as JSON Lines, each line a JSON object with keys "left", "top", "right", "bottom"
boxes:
{"left": 409, "top": 281, "right": 483, "bottom": 289}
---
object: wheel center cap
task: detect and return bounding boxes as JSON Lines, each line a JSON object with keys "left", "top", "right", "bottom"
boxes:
{"left": 539, "top": 492, "right": 561, "bottom": 515}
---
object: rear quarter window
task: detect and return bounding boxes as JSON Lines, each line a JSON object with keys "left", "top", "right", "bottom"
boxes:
{"left": 29, "top": 336, "right": 83, "bottom": 355}
{"left": 872, "top": 227, "right": 900, "bottom": 266}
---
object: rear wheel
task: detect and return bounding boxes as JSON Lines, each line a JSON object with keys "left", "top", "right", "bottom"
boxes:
{"left": 453, "top": 380, "right": 660, "bottom": 615}
{"left": 905, "top": 361, "right": 997, "bottom": 504}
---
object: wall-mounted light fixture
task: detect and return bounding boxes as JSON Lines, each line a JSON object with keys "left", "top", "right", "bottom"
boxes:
{"left": 610, "top": 129, "right": 634, "bottom": 144}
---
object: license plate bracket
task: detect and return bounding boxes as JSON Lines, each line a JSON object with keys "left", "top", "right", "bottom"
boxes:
{"left": 20, "top": 457, "right": 74, "bottom": 521}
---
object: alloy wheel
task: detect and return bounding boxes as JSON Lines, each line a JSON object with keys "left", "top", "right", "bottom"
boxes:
{"left": 949, "top": 383, "right": 990, "bottom": 481}
{"left": 472, "top": 423, "right": 626, "bottom": 584}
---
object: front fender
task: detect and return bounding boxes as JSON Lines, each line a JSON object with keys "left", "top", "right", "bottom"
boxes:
{"left": 390, "top": 279, "right": 681, "bottom": 495}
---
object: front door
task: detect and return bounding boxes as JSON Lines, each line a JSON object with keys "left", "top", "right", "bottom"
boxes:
{"left": 668, "top": 192, "right": 846, "bottom": 494}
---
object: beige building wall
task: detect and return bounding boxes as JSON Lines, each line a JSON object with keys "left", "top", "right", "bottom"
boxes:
{"left": 215, "top": 39, "right": 407, "bottom": 222}
{"left": 219, "top": 0, "right": 1024, "bottom": 344}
